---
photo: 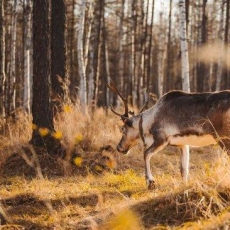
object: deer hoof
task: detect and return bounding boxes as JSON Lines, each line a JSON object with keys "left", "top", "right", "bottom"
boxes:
{"left": 148, "top": 180, "right": 155, "bottom": 190}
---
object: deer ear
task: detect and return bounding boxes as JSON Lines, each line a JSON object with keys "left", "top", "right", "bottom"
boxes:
{"left": 121, "top": 116, "right": 133, "bottom": 127}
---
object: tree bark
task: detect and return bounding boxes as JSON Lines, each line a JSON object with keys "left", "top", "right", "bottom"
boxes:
{"left": 147, "top": 0, "right": 155, "bottom": 89}
{"left": 130, "top": 0, "right": 136, "bottom": 105}
{"left": 215, "top": 0, "right": 225, "bottom": 91}
{"left": 69, "top": 0, "right": 75, "bottom": 94}
{"left": 91, "top": 0, "right": 103, "bottom": 111}
{"left": 77, "top": 0, "right": 87, "bottom": 106}
{"left": 198, "top": 0, "right": 208, "bottom": 91}
{"left": 224, "top": 0, "right": 230, "bottom": 88}
{"left": 51, "top": 0, "right": 67, "bottom": 109}
{"left": 157, "top": 9, "right": 165, "bottom": 97}
{"left": 179, "top": 0, "right": 190, "bottom": 92}
{"left": 166, "top": 0, "right": 173, "bottom": 92}
{"left": 100, "top": 1, "right": 108, "bottom": 108}
{"left": 0, "top": 0, "right": 5, "bottom": 118}
{"left": 31, "top": 0, "right": 60, "bottom": 154}
{"left": 23, "top": 0, "right": 32, "bottom": 113}
{"left": 118, "top": 0, "right": 126, "bottom": 91}
{"left": 10, "top": 0, "right": 17, "bottom": 114}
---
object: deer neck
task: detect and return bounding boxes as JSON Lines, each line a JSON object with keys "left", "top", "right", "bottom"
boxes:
{"left": 139, "top": 114, "right": 147, "bottom": 149}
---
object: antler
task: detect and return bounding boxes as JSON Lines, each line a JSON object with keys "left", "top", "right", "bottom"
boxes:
{"left": 139, "top": 88, "right": 157, "bottom": 113}
{"left": 107, "top": 80, "right": 129, "bottom": 117}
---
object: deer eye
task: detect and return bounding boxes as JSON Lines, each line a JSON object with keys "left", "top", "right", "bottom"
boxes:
{"left": 119, "top": 126, "right": 126, "bottom": 133}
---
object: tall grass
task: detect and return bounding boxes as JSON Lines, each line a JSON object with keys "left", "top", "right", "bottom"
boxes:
{"left": 1, "top": 105, "right": 230, "bottom": 229}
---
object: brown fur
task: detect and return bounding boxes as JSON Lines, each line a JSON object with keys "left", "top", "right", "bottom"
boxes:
{"left": 115, "top": 90, "right": 230, "bottom": 189}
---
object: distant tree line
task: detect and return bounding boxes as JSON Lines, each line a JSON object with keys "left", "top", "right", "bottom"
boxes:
{"left": 0, "top": 0, "right": 229, "bottom": 117}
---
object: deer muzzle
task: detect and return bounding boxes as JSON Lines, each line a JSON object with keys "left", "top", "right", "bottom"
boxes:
{"left": 116, "top": 144, "right": 128, "bottom": 154}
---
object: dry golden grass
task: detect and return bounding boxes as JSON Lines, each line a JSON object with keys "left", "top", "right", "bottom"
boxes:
{"left": 1, "top": 105, "right": 230, "bottom": 229}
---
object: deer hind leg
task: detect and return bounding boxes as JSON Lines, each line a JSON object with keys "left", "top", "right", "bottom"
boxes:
{"left": 180, "top": 145, "right": 190, "bottom": 184}
{"left": 144, "top": 150, "right": 156, "bottom": 190}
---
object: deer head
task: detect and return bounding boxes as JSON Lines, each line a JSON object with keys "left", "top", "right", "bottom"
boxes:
{"left": 107, "top": 81, "right": 157, "bottom": 154}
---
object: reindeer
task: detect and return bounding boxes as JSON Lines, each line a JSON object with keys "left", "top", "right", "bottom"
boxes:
{"left": 108, "top": 81, "right": 230, "bottom": 189}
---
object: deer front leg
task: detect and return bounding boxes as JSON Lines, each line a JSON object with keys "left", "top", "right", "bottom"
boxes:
{"left": 180, "top": 145, "right": 190, "bottom": 183}
{"left": 144, "top": 143, "right": 168, "bottom": 190}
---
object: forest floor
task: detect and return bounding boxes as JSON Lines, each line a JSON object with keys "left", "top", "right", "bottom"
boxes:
{"left": 1, "top": 107, "right": 230, "bottom": 229}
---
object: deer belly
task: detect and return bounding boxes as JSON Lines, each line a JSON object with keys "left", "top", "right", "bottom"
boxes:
{"left": 169, "top": 134, "right": 217, "bottom": 147}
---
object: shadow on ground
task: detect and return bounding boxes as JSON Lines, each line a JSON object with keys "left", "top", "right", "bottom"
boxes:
{"left": 131, "top": 187, "right": 230, "bottom": 228}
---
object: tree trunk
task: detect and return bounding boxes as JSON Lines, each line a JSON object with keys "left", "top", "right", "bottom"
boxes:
{"left": 130, "top": 0, "right": 136, "bottom": 106}
{"left": 224, "top": 0, "right": 230, "bottom": 88}
{"left": 179, "top": 0, "right": 190, "bottom": 92}
{"left": 157, "top": 9, "right": 165, "bottom": 97}
{"left": 10, "top": 0, "right": 17, "bottom": 114}
{"left": 91, "top": 0, "right": 103, "bottom": 111}
{"left": 147, "top": 0, "right": 155, "bottom": 89}
{"left": 208, "top": 0, "right": 217, "bottom": 91}
{"left": 51, "top": 0, "right": 67, "bottom": 110}
{"left": 69, "top": 0, "right": 75, "bottom": 94}
{"left": 196, "top": 0, "right": 208, "bottom": 92}
{"left": 0, "top": 0, "right": 5, "bottom": 118}
{"left": 215, "top": 0, "right": 225, "bottom": 91}
{"left": 118, "top": 0, "right": 126, "bottom": 91}
{"left": 23, "top": 0, "right": 32, "bottom": 113}
{"left": 100, "top": 1, "right": 108, "bottom": 108}
{"left": 77, "top": 0, "right": 87, "bottom": 106}
{"left": 166, "top": 0, "right": 173, "bottom": 92}
{"left": 105, "top": 41, "right": 110, "bottom": 108}
{"left": 83, "top": 0, "right": 94, "bottom": 109}
{"left": 140, "top": 0, "right": 148, "bottom": 92}
{"left": 31, "top": 0, "right": 60, "bottom": 154}
{"left": 88, "top": 38, "right": 95, "bottom": 107}
{"left": 225, "top": 0, "right": 229, "bottom": 44}
{"left": 135, "top": 0, "right": 143, "bottom": 106}
{"left": 84, "top": 0, "right": 94, "bottom": 72}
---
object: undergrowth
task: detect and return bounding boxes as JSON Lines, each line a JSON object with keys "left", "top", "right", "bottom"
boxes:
{"left": 1, "top": 105, "right": 230, "bottom": 229}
